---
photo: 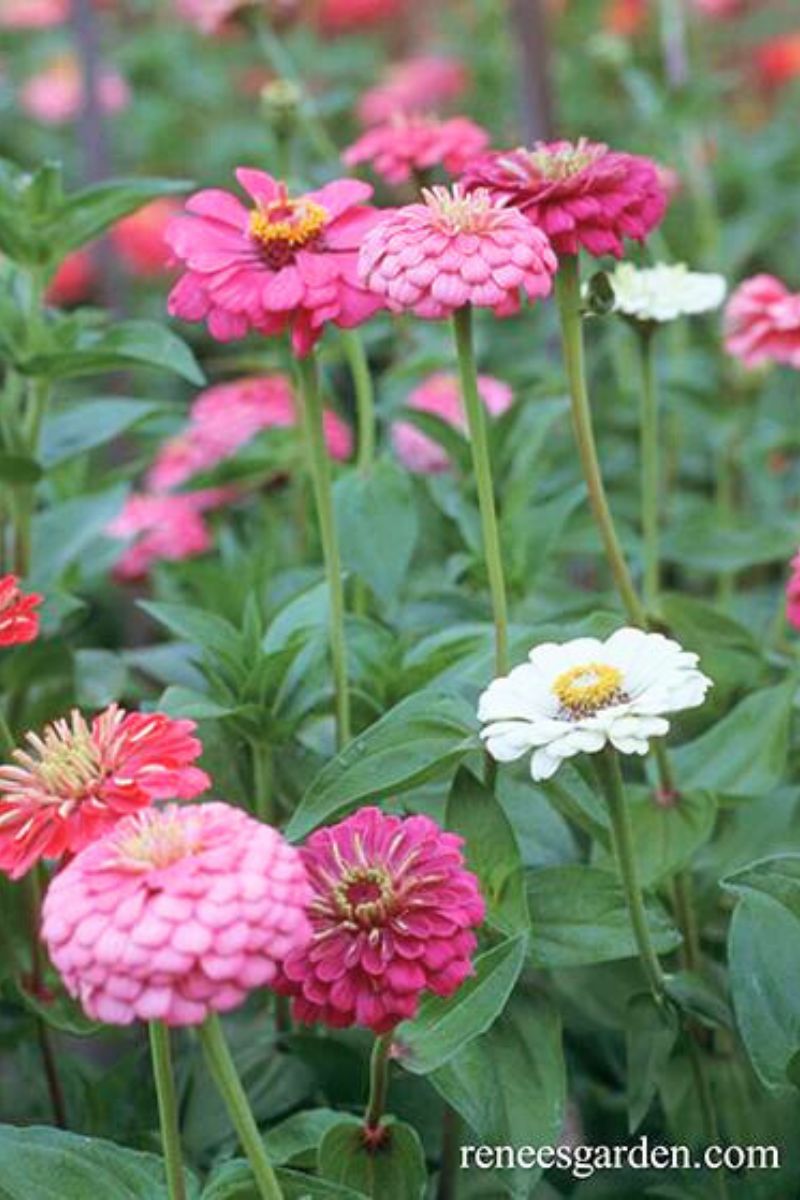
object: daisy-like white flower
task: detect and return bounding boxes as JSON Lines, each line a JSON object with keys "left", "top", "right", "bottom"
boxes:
{"left": 606, "top": 262, "right": 727, "bottom": 324}
{"left": 478, "top": 627, "right": 711, "bottom": 781}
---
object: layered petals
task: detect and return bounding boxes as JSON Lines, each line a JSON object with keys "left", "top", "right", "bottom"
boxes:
{"left": 724, "top": 274, "right": 800, "bottom": 370}
{"left": 344, "top": 114, "right": 489, "bottom": 185}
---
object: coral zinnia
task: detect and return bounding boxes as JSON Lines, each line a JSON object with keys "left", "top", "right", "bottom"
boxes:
{"left": 461, "top": 138, "right": 667, "bottom": 258}
{"left": 0, "top": 706, "right": 209, "bottom": 879}
{"left": 166, "top": 170, "right": 385, "bottom": 355}
{"left": 393, "top": 372, "right": 512, "bottom": 473}
{"left": 359, "top": 185, "right": 557, "bottom": 319}
{"left": 111, "top": 198, "right": 181, "bottom": 277}
{"left": 0, "top": 575, "right": 42, "bottom": 647}
{"left": 724, "top": 275, "right": 800, "bottom": 370}
{"left": 343, "top": 114, "right": 489, "bottom": 186}
{"left": 41, "top": 803, "right": 312, "bottom": 1026}
{"left": 275, "top": 806, "right": 485, "bottom": 1034}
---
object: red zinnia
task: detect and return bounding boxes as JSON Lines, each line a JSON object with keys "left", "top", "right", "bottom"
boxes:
{"left": 0, "top": 575, "right": 42, "bottom": 647}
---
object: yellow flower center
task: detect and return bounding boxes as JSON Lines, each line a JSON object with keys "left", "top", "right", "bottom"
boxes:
{"left": 329, "top": 865, "right": 394, "bottom": 927}
{"left": 521, "top": 137, "right": 603, "bottom": 181}
{"left": 20, "top": 713, "right": 103, "bottom": 799}
{"left": 248, "top": 190, "right": 328, "bottom": 261}
{"left": 552, "top": 662, "right": 625, "bottom": 717}
{"left": 423, "top": 185, "right": 508, "bottom": 234}
{"left": 114, "top": 811, "right": 202, "bottom": 870}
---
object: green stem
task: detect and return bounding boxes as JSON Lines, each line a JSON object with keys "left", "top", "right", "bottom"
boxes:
{"left": 364, "top": 1032, "right": 394, "bottom": 1131}
{"left": 687, "top": 1037, "right": 731, "bottom": 1200}
{"left": 452, "top": 306, "right": 510, "bottom": 675}
{"left": 24, "top": 870, "right": 67, "bottom": 1128}
{"left": 250, "top": 741, "right": 274, "bottom": 824}
{"left": 671, "top": 870, "right": 701, "bottom": 971}
{"left": 296, "top": 354, "right": 351, "bottom": 748}
{"left": 340, "top": 330, "right": 375, "bottom": 476}
{"left": 554, "top": 257, "right": 647, "bottom": 628}
{"left": 594, "top": 748, "right": 666, "bottom": 1002}
{"left": 638, "top": 329, "right": 660, "bottom": 615}
{"left": 149, "top": 1023, "right": 187, "bottom": 1200}
{"left": 198, "top": 1015, "right": 284, "bottom": 1200}
{"left": 436, "top": 1105, "right": 462, "bottom": 1200}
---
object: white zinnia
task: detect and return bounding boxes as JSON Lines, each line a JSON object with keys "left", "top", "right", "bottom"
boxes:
{"left": 607, "top": 262, "right": 727, "bottom": 323}
{"left": 478, "top": 627, "right": 711, "bottom": 782}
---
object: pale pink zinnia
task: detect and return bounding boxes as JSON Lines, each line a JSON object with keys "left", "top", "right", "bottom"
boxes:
{"left": 787, "top": 552, "right": 800, "bottom": 631}
{"left": 0, "top": 0, "right": 68, "bottom": 28}
{"left": 724, "top": 275, "right": 800, "bottom": 370}
{"left": 358, "top": 56, "right": 468, "bottom": 127}
{"left": 343, "top": 114, "right": 489, "bottom": 186}
{"left": 110, "top": 199, "right": 182, "bottom": 277}
{"left": 393, "top": 372, "right": 512, "bottom": 473}
{"left": 0, "top": 705, "right": 209, "bottom": 880}
{"left": 461, "top": 138, "right": 667, "bottom": 258}
{"left": 20, "top": 55, "right": 129, "bottom": 126}
{"left": 166, "top": 170, "right": 384, "bottom": 356}
{"left": 359, "top": 184, "right": 557, "bottom": 319}
{"left": 275, "top": 806, "right": 484, "bottom": 1033}
{"left": 41, "top": 802, "right": 312, "bottom": 1026}
{"left": 107, "top": 490, "right": 230, "bottom": 581}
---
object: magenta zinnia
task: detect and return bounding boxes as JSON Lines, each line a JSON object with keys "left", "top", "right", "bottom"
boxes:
{"left": 275, "top": 806, "right": 485, "bottom": 1034}
{"left": 41, "top": 803, "right": 312, "bottom": 1026}
{"left": 0, "top": 705, "right": 209, "bottom": 879}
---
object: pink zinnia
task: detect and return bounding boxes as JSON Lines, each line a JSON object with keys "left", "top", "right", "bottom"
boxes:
{"left": 359, "top": 184, "right": 557, "bottom": 320}
{"left": 275, "top": 806, "right": 484, "bottom": 1034}
{"left": 20, "top": 55, "right": 129, "bottom": 126}
{"left": 315, "top": 0, "right": 405, "bottom": 35}
{"left": 787, "top": 552, "right": 800, "bottom": 631}
{"left": 111, "top": 199, "right": 182, "bottom": 277}
{"left": 343, "top": 114, "right": 489, "bottom": 186}
{"left": 461, "top": 138, "right": 667, "bottom": 258}
{"left": 41, "top": 802, "right": 312, "bottom": 1026}
{"left": 358, "top": 56, "right": 468, "bottom": 127}
{"left": 0, "top": 0, "right": 67, "bottom": 27}
{"left": 393, "top": 372, "right": 512, "bottom": 473}
{"left": 175, "top": 0, "right": 249, "bottom": 33}
{"left": 107, "top": 490, "right": 230, "bottom": 581}
{"left": 0, "top": 705, "right": 209, "bottom": 880}
{"left": 724, "top": 275, "right": 800, "bottom": 370}
{"left": 45, "top": 250, "right": 97, "bottom": 308}
{"left": 166, "top": 170, "right": 384, "bottom": 356}
{"left": 0, "top": 575, "right": 42, "bottom": 647}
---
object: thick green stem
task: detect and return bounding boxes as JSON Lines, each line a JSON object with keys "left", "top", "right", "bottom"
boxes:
{"left": 149, "top": 1023, "right": 187, "bottom": 1200}
{"left": 639, "top": 329, "right": 661, "bottom": 614}
{"left": 296, "top": 354, "right": 351, "bottom": 748}
{"left": 436, "top": 1105, "right": 462, "bottom": 1200}
{"left": 554, "top": 257, "right": 647, "bottom": 628}
{"left": 594, "top": 748, "right": 666, "bottom": 1002}
{"left": 340, "top": 330, "right": 375, "bottom": 476}
{"left": 250, "top": 741, "right": 274, "bottom": 824}
{"left": 364, "top": 1032, "right": 394, "bottom": 1131}
{"left": 198, "top": 1015, "right": 283, "bottom": 1200}
{"left": 452, "top": 306, "right": 510, "bottom": 675}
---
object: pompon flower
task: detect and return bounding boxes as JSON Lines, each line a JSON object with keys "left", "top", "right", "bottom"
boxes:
{"left": 606, "top": 262, "right": 726, "bottom": 324}
{"left": 357, "top": 55, "right": 468, "bottom": 126}
{"left": 393, "top": 372, "right": 512, "bottom": 473}
{"left": 41, "top": 803, "right": 312, "bottom": 1026}
{"left": 110, "top": 199, "right": 181, "bottom": 277}
{"left": 359, "top": 185, "right": 557, "bottom": 319}
{"left": 315, "top": 0, "right": 405, "bottom": 35}
{"left": 274, "top": 806, "right": 484, "bottom": 1034}
{"left": 147, "top": 375, "right": 352, "bottom": 492}
{"left": 0, "top": 706, "right": 209, "bottom": 880}
{"left": 461, "top": 138, "right": 667, "bottom": 258}
{"left": 106, "top": 490, "right": 231, "bottom": 581}
{"left": 724, "top": 275, "right": 800, "bottom": 370}
{"left": 165, "top": 169, "right": 385, "bottom": 356}
{"left": 0, "top": 575, "right": 42, "bottom": 647}
{"left": 20, "top": 55, "right": 129, "bottom": 126}
{"left": 0, "top": 0, "right": 67, "bottom": 28}
{"left": 478, "top": 627, "right": 711, "bottom": 782}
{"left": 45, "top": 250, "right": 96, "bottom": 307}
{"left": 787, "top": 552, "right": 800, "bottom": 631}
{"left": 343, "top": 114, "right": 489, "bottom": 186}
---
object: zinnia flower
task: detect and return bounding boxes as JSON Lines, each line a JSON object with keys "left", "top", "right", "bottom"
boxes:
{"left": 166, "top": 170, "right": 385, "bottom": 355}
{"left": 787, "top": 552, "right": 800, "bottom": 631}
{"left": 393, "top": 372, "right": 512, "bottom": 473}
{"left": 0, "top": 575, "right": 42, "bottom": 647}
{"left": 175, "top": 0, "right": 250, "bottom": 32}
{"left": 110, "top": 199, "right": 182, "bottom": 277}
{"left": 756, "top": 32, "right": 800, "bottom": 89}
{"left": 478, "top": 627, "right": 711, "bottom": 781}
{"left": 45, "top": 250, "right": 96, "bottom": 307}
{"left": 106, "top": 490, "right": 231, "bottom": 580}
{"left": 0, "top": 0, "right": 67, "bottom": 27}
{"left": 724, "top": 275, "right": 800, "bottom": 370}
{"left": 41, "top": 802, "right": 312, "bottom": 1026}
{"left": 461, "top": 138, "right": 667, "bottom": 258}
{"left": 0, "top": 705, "right": 209, "bottom": 880}
{"left": 606, "top": 262, "right": 726, "bottom": 324}
{"left": 275, "top": 806, "right": 484, "bottom": 1033}
{"left": 315, "top": 0, "right": 405, "bottom": 35}
{"left": 359, "top": 184, "right": 557, "bottom": 319}
{"left": 357, "top": 55, "right": 468, "bottom": 126}
{"left": 20, "top": 55, "right": 129, "bottom": 125}
{"left": 343, "top": 114, "right": 489, "bottom": 186}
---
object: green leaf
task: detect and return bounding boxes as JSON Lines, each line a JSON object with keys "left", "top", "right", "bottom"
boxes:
{"left": 159, "top": 686, "right": 239, "bottom": 721}
{"left": 397, "top": 933, "right": 528, "bottom": 1075}
{"left": 334, "top": 461, "right": 419, "bottom": 603}
{"left": 319, "top": 1118, "right": 426, "bottom": 1200}
{"left": 73, "top": 648, "right": 129, "bottom": 708}
{"left": 659, "top": 592, "right": 769, "bottom": 696}
{"left": 724, "top": 853, "right": 800, "bottom": 918}
{"left": 0, "top": 453, "right": 43, "bottom": 484}
{"left": 264, "top": 1108, "right": 345, "bottom": 1167}
{"left": 286, "top": 690, "right": 477, "bottom": 841}
{"left": 31, "top": 484, "right": 128, "bottom": 590}
{"left": 626, "top": 993, "right": 679, "bottom": 1133}
{"left": 139, "top": 601, "right": 242, "bottom": 662}
{"left": 526, "top": 865, "right": 681, "bottom": 968}
{"left": 202, "top": 1160, "right": 366, "bottom": 1200}
{"left": 663, "top": 510, "right": 797, "bottom": 573}
{"left": 597, "top": 788, "right": 717, "bottom": 887}
{"left": 51, "top": 177, "right": 191, "bottom": 257}
{"left": 663, "top": 972, "right": 733, "bottom": 1031}
{"left": 8, "top": 977, "right": 103, "bottom": 1038}
{"left": 30, "top": 321, "right": 204, "bottom": 385}
{"left": 40, "top": 398, "right": 161, "bottom": 467}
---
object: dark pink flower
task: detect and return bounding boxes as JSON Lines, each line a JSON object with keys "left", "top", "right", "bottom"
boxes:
{"left": 461, "top": 138, "right": 667, "bottom": 258}
{"left": 45, "top": 250, "right": 96, "bottom": 307}
{"left": 787, "top": 552, "right": 800, "bottom": 631}
{"left": 175, "top": 0, "right": 249, "bottom": 33}
{"left": 0, "top": 575, "right": 42, "bottom": 647}
{"left": 106, "top": 491, "right": 230, "bottom": 580}
{"left": 724, "top": 275, "right": 800, "bottom": 370}
{"left": 275, "top": 806, "right": 485, "bottom": 1033}
{"left": 166, "top": 170, "right": 385, "bottom": 356}
{"left": 111, "top": 199, "right": 182, "bottom": 277}
{"left": 344, "top": 114, "right": 489, "bottom": 186}
{"left": 393, "top": 372, "right": 512, "bottom": 473}
{"left": 358, "top": 56, "right": 468, "bottom": 127}
{"left": 315, "top": 0, "right": 405, "bottom": 35}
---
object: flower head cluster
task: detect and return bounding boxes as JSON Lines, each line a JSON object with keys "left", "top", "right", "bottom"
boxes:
{"left": 166, "top": 170, "right": 385, "bottom": 355}
{"left": 724, "top": 275, "right": 800, "bottom": 370}
{"left": 42, "top": 803, "right": 312, "bottom": 1026}
{"left": 20, "top": 55, "right": 129, "bottom": 126}
{"left": 606, "top": 262, "right": 726, "bottom": 324}
{"left": 106, "top": 490, "right": 231, "bottom": 580}
{"left": 479, "top": 628, "right": 711, "bottom": 781}
{"left": 0, "top": 705, "right": 209, "bottom": 879}
{"left": 275, "top": 806, "right": 484, "bottom": 1033}
{"left": 461, "top": 138, "right": 667, "bottom": 258}
{"left": 0, "top": 575, "right": 42, "bottom": 647}
{"left": 344, "top": 114, "right": 489, "bottom": 186}
{"left": 357, "top": 55, "right": 468, "bottom": 126}
{"left": 110, "top": 199, "right": 181, "bottom": 277}
{"left": 359, "top": 185, "right": 557, "bottom": 319}
{"left": 393, "top": 372, "right": 512, "bottom": 473}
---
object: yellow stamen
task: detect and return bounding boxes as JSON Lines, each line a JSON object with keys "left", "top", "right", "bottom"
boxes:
{"left": 248, "top": 195, "right": 328, "bottom": 251}
{"left": 115, "top": 811, "right": 201, "bottom": 870}
{"left": 553, "top": 661, "right": 625, "bottom": 717}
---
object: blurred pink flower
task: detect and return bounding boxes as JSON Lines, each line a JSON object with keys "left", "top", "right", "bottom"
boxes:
{"left": 45, "top": 250, "right": 96, "bottom": 307}
{"left": 359, "top": 184, "right": 557, "bottom": 319}
{"left": 20, "top": 54, "right": 129, "bottom": 125}
{"left": 393, "top": 372, "right": 512, "bottom": 473}
{"left": 42, "top": 802, "right": 312, "bottom": 1026}
{"left": 175, "top": 0, "right": 249, "bottom": 32}
{"left": 692, "top": 0, "right": 740, "bottom": 15}
{"left": 787, "top": 552, "right": 800, "bottom": 631}
{"left": 274, "top": 806, "right": 484, "bottom": 1033}
{"left": 756, "top": 32, "right": 800, "bottom": 89}
{"left": 461, "top": 138, "right": 667, "bottom": 258}
{"left": 358, "top": 55, "right": 468, "bottom": 126}
{"left": 166, "top": 170, "right": 384, "bottom": 356}
{"left": 111, "top": 199, "right": 182, "bottom": 277}
{"left": 724, "top": 275, "right": 800, "bottom": 370}
{"left": 0, "top": 0, "right": 68, "bottom": 27}
{"left": 344, "top": 114, "right": 489, "bottom": 186}
{"left": 0, "top": 705, "right": 209, "bottom": 880}
{"left": 315, "top": 0, "right": 405, "bottom": 35}
{"left": 107, "top": 490, "right": 230, "bottom": 580}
